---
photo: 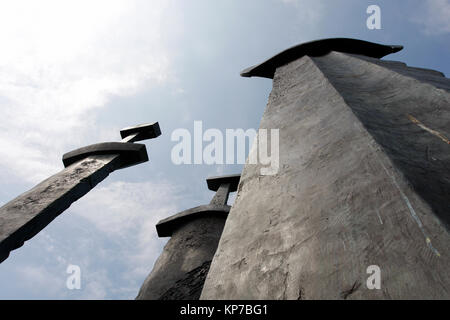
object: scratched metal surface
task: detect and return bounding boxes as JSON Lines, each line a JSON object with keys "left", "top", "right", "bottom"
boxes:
{"left": 201, "top": 52, "right": 450, "bottom": 299}
{"left": 0, "top": 154, "right": 120, "bottom": 263}
{"left": 313, "top": 52, "right": 450, "bottom": 230}
{"left": 136, "top": 215, "right": 227, "bottom": 300}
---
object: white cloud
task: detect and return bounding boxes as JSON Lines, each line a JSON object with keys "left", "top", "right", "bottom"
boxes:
{"left": 15, "top": 265, "right": 65, "bottom": 297}
{"left": 70, "top": 180, "right": 183, "bottom": 284}
{"left": 0, "top": 0, "right": 176, "bottom": 184}
{"left": 279, "top": 0, "right": 325, "bottom": 25}
{"left": 413, "top": 0, "right": 450, "bottom": 35}
{"left": 74, "top": 180, "right": 179, "bottom": 237}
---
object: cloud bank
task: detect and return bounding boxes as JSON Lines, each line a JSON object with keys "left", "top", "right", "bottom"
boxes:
{"left": 413, "top": 0, "right": 450, "bottom": 35}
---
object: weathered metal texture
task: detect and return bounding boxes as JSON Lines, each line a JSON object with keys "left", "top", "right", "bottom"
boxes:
{"left": 62, "top": 142, "right": 148, "bottom": 169}
{"left": 136, "top": 215, "right": 227, "bottom": 300}
{"left": 201, "top": 44, "right": 450, "bottom": 299}
{"left": 0, "top": 155, "right": 120, "bottom": 263}
{"left": 120, "top": 122, "right": 161, "bottom": 142}
{"left": 207, "top": 174, "right": 240, "bottom": 207}
{"left": 136, "top": 175, "right": 240, "bottom": 300}
{"left": 0, "top": 122, "right": 160, "bottom": 264}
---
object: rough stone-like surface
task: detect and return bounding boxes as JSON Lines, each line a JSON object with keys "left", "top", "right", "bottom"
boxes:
{"left": 136, "top": 215, "right": 226, "bottom": 300}
{"left": 62, "top": 142, "right": 147, "bottom": 169}
{"left": 201, "top": 52, "right": 450, "bottom": 299}
{"left": 156, "top": 204, "right": 229, "bottom": 237}
{"left": 312, "top": 52, "right": 450, "bottom": 230}
{"left": 159, "top": 261, "right": 212, "bottom": 300}
{"left": 0, "top": 155, "right": 120, "bottom": 263}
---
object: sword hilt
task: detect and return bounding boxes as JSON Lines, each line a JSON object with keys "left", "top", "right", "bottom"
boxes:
{"left": 62, "top": 122, "right": 161, "bottom": 169}
{"left": 120, "top": 122, "right": 161, "bottom": 143}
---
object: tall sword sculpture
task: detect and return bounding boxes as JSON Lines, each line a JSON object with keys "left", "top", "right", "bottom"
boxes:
{"left": 201, "top": 38, "right": 450, "bottom": 299}
{"left": 0, "top": 122, "right": 161, "bottom": 264}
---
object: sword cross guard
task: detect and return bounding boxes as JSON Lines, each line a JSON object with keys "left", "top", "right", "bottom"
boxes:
{"left": 0, "top": 122, "right": 161, "bottom": 264}
{"left": 63, "top": 122, "right": 161, "bottom": 169}
{"left": 156, "top": 174, "right": 241, "bottom": 237}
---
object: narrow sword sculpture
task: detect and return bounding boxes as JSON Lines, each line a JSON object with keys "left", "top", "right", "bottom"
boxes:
{"left": 0, "top": 122, "right": 161, "bottom": 263}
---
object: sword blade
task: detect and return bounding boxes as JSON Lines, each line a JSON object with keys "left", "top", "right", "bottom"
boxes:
{"left": 0, "top": 154, "right": 120, "bottom": 263}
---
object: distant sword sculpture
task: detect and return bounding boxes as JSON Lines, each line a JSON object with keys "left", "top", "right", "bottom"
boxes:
{"left": 0, "top": 122, "right": 161, "bottom": 263}
{"left": 137, "top": 174, "right": 241, "bottom": 300}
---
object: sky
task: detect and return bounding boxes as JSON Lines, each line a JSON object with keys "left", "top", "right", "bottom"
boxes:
{"left": 0, "top": 0, "right": 448, "bottom": 299}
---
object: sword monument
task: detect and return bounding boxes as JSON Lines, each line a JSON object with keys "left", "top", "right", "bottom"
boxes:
{"left": 201, "top": 38, "right": 450, "bottom": 299}
{"left": 0, "top": 122, "right": 161, "bottom": 263}
{"left": 137, "top": 174, "right": 240, "bottom": 300}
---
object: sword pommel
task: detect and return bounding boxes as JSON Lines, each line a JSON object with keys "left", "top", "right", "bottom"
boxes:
{"left": 120, "top": 122, "right": 161, "bottom": 142}
{"left": 206, "top": 174, "right": 241, "bottom": 193}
